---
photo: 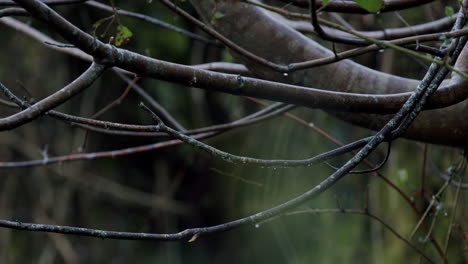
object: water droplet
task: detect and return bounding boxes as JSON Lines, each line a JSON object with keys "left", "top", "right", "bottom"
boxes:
{"left": 444, "top": 211, "right": 448, "bottom": 216}
{"left": 446, "top": 167, "right": 454, "bottom": 175}
{"left": 283, "top": 72, "right": 288, "bottom": 77}
{"left": 255, "top": 224, "right": 260, "bottom": 228}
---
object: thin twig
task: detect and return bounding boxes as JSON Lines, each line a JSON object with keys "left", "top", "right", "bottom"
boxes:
{"left": 443, "top": 174, "right": 462, "bottom": 255}
{"left": 0, "top": 63, "right": 106, "bottom": 131}
{"left": 325, "top": 141, "right": 392, "bottom": 174}
{"left": 112, "top": 69, "right": 187, "bottom": 131}
{"left": 86, "top": 1, "right": 220, "bottom": 46}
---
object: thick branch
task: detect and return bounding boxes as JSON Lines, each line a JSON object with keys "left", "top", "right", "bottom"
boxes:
{"left": 6, "top": 3, "right": 465, "bottom": 114}
{"left": 0, "top": 7, "right": 28, "bottom": 16}
{"left": 191, "top": 0, "right": 468, "bottom": 147}
{"left": 11, "top": 0, "right": 468, "bottom": 146}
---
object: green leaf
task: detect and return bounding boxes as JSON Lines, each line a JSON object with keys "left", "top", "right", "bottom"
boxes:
{"left": 115, "top": 25, "right": 133, "bottom": 46}
{"left": 445, "top": 6, "right": 454, "bottom": 18}
{"left": 353, "top": 0, "right": 384, "bottom": 12}
{"left": 213, "top": 11, "right": 225, "bottom": 20}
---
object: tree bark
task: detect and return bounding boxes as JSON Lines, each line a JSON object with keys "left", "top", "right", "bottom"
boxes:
{"left": 192, "top": 0, "right": 468, "bottom": 147}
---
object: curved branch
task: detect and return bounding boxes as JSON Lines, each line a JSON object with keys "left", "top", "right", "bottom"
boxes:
{"left": 112, "top": 69, "right": 187, "bottom": 131}
{"left": 1, "top": 17, "right": 249, "bottom": 77}
{"left": 246, "top": 0, "right": 459, "bottom": 60}
{"left": 0, "top": 62, "right": 105, "bottom": 130}
{"left": 194, "top": 62, "right": 252, "bottom": 76}
{"left": 285, "top": 16, "right": 455, "bottom": 40}
{"left": 11, "top": 0, "right": 468, "bottom": 146}
{"left": 0, "top": 153, "right": 341, "bottom": 239}
{"left": 7, "top": 3, "right": 464, "bottom": 114}
{"left": 0, "top": 82, "right": 373, "bottom": 169}
{"left": 71, "top": 101, "right": 290, "bottom": 137}
{"left": 0, "top": 7, "right": 28, "bottom": 17}
{"left": 0, "top": 132, "right": 217, "bottom": 167}
{"left": 287, "top": 28, "right": 468, "bottom": 71}
{"left": 309, "top": 0, "right": 367, "bottom": 45}
{"left": 191, "top": 0, "right": 468, "bottom": 147}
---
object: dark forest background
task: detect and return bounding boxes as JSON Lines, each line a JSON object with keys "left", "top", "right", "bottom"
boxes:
{"left": 0, "top": 1, "right": 467, "bottom": 263}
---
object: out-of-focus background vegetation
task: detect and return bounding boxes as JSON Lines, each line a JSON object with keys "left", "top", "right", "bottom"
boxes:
{"left": 0, "top": 1, "right": 467, "bottom": 263}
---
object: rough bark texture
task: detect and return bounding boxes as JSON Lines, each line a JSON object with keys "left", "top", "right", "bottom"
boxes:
{"left": 192, "top": 0, "right": 468, "bottom": 147}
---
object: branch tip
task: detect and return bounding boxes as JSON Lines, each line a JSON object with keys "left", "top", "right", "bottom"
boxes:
{"left": 188, "top": 233, "right": 198, "bottom": 242}
{"left": 139, "top": 102, "right": 164, "bottom": 127}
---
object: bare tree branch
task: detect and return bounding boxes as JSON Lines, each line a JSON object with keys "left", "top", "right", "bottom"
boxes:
{"left": 285, "top": 16, "right": 455, "bottom": 40}
{"left": 0, "top": 62, "right": 105, "bottom": 130}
